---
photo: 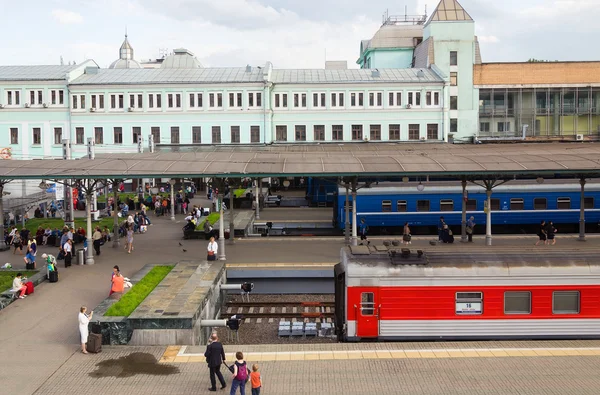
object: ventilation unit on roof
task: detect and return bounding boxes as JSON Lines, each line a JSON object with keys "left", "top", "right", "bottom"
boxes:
{"left": 245, "top": 65, "right": 252, "bottom": 73}
{"left": 371, "top": 69, "right": 380, "bottom": 78}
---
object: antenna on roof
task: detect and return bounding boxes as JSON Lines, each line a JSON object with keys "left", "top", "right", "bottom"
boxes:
{"left": 60, "top": 56, "right": 64, "bottom": 66}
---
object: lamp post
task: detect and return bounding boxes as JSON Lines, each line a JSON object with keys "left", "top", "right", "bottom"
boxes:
{"left": 169, "top": 179, "right": 176, "bottom": 221}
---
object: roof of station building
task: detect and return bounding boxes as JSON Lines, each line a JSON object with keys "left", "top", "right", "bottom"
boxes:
{"left": 0, "top": 143, "right": 599, "bottom": 180}
{"left": 0, "top": 64, "right": 81, "bottom": 81}
{"left": 428, "top": 0, "right": 473, "bottom": 22}
{"left": 474, "top": 62, "right": 600, "bottom": 86}
{"left": 270, "top": 68, "right": 441, "bottom": 84}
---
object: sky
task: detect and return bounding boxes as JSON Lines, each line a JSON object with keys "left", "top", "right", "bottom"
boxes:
{"left": 1, "top": 0, "right": 598, "bottom": 69}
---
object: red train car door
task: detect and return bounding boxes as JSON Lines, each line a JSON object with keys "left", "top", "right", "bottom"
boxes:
{"left": 357, "top": 289, "right": 379, "bottom": 338}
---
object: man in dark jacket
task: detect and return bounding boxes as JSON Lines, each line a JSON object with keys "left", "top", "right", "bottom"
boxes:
{"left": 204, "top": 333, "right": 226, "bottom": 391}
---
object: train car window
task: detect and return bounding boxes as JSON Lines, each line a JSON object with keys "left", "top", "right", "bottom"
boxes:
{"left": 455, "top": 292, "right": 483, "bottom": 315}
{"left": 417, "top": 200, "right": 430, "bottom": 212}
{"left": 504, "top": 291, "right": 531, "bottom": 314}
{"left": 533, "top": 198, "right": 547, "bottom": 210}
{"left": 397, "top": 200, "right": 407, "bottom": 212}
{"left": 440, "top": 199, "right": 454, "bottom": 211}
{"left": 490, "top": 199, "right": 500, "bottom": 210}
{"left": 584, "top": 197, "right": 594, "bottom": 209}
{"left": 510, "top": 198, "right": 524, "bottom": 210}
{"left": 382, "top": 200, "right": 392, "bottom": 212}
{"left": 553, "top": 291, "right": 580, "bottom": 314}
{"left": 557, "top": 197, "right": 571, "bottom": 209}
{"left": 360, "top": 292, "right": 374, "bottom": 315}
{"left": 466, "top": 199, "right": 477, "bottom": 210}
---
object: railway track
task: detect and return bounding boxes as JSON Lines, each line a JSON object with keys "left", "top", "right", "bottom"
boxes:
{"left": 221, "top": 301, "right": 335, "bottom": 321}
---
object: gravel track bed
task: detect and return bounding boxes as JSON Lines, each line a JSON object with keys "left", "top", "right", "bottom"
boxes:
{"left": 226, "top": 294, "right": 334, "bottom": 304}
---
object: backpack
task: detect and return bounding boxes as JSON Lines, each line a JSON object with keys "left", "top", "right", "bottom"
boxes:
{"left": 235, "top": 361, "right": 248, "bottom": 382}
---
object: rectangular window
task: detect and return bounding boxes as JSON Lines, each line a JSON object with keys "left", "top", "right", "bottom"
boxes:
{"left": 151, "top": 127, "right": 160, "bottom": 144}
{"left": 312, "top": 92, "right": 326, "bottom": 108}
{"left": 39, "top": 91, "right": 43, "bottom": 104}
{"left": 408, "top": 124, "right": 420, "bottom": 140}
{"left": 50, "top": 89, "right": 64, "bottom": 105}
{"left": 130, "top": 94, "right": 135, "bottom": 108}
{"left": 533, "top": 198, "right": 547, "bottom": 210}
{"left": 450, "top": 96, "right": 458, "bottom": 110}
{"left": 331, "top": 92, "right": 344, "bottom": 108}
{"left": 32, "top": 128, "right": 41, "bottom": 145}
{"left": 212, "top": 126, "right": 221, "bottom": 143}
{"left": 553, "top": 291, "right": 580, "bottom": 314}
{"left": 148, "top": 94, "right": 154, "bottom": 108}
{"left": 557, "top": 197, "right": 571, "bottom": 209}
{"left": 389, "top": 124, "right": 400, "bottom": 140}
{"left": 137, "top": 94, "right": 143, "bottom": 108}
{"left": 75, "top": 127, "right": 84, "bottom": 145}
{"left": 350, "top": 92, "right": 364, "bottom": 107}
{"left": 450, "top": 72, "right": 458, "bottom": 86}
{"left": 10, "top": 128, "right": 18, "bottom": 144}
{"left": 427, "top": 124, "right": 439, "bottom": 140}
{"left": 466, "top": 199, "right": 477, "bottom": 211}
{"left": 360, "top": 292, "right": 374, "bottom": 316}
{"left": 397, "top": 200, "right": 407, "bottom": 212}
{"left": 110, "top": 94, "right": 116, "bottom": 109}
{"left": 369, "top": 92, "right": 383, "bottom": 107}
{"left": 54, "top": 127, "right": 62, "bottom": 145}
{"left": 274, "top": 93, "right": 288, "bottom": 108}
{"left": 276, "top": 125, "right": 287, "bottom": 141}
{"left": 498, "top": 122, "right": 511, "bottom": 133}
{"left": 113, "top": 127, "right": 123, "bottom": 144}
{"left": 79, "top": 95, "right": 85, "bottom": 109}
{"left": 192, "top": 126, "right": 201, "bottom": 144}
{"left": 72, "top": 95, "right": 78, "bottom": 109}
{"left": 132, "top": 126, "right": 141, "bottom": 144}
{"left": 426, "top": 91, "right": 440, "bottom": 106}
{"left": 510, "top": 198, "right": 524, "bottom": 210}
{"left": 58, "top": 90, "right": 63, "bottom": 105}
{"left": 369, "top": 125, "right": 381, "bottom": 141}
{"left": 91, "top": 95, "right": 97, "bottom": 109}
{"left": 382, "top": 200, "right": 392, "bottom": 212}
{"left": 314, "top": 125, "right": 325, "bottom": 141}
{"left": 30, "top": 91, "right": 35, "bottom": 105}
{"left": 118, "top": 94, "right": 124, "bottom": 109}
{"left": 248, "top": 92, "right": 262, "bottom": 108}
{"left": 129, "top": 94, "right": 142, "bottom": 109}
{"left": 156, "top": 94, "right": 162, "bottom": 108}
{"left": 351, "top": 125, "right": 363, "bottom": 140}
{"left": 407, "top": 91, "right": 421, "bottom": 107}
{"left": 167, "top": 93, "right": 181, "bottom": 108}
{"left": 450, "top": 51, "right": 458, "bottom": 66}
{"left": 450, "top": 119, "right": 458, "bottom": 134}
{"left": 189, "top": 93, "right": 203, "bottom": 108}
{"left": 98, "top": 94, "right": 104, "bottom": 109}
{"left": 295, "top": 125, "right": 306, "bottom": 141}
{"left": 209, "top": 93, "right": 223, "bottom": 108}
{"left": 250, "top": 126, "right": 260, "bottom": 143}
{"left": 229, "top": 92, "right": 242, "bottom": 108}
{"left": 388, "top": 91, "right": 402, "bottom": 107}
{"left": 440, "top": 199, "right": 454, "bottom": 211}
{"left": 94, "top": 127, "right": 103, "bottom": 144}
{"left": 7, "top": 90, "right": 21, "bottom": 106}
{"left": 504, "top": 291, "right": 531, "bottom": 314}
{"left": 584, "top": 197, "right": 594, "bottom": 209}
{"left": 170, "top": 126, "right": 180, "bottom": 144}
{"left": 293, "top": 93, "right": 307, "bottom": 108}
{"left": 417, "top": 200, "right": 430, "bottom": 212}
{"left": 490, "top": 198, "right": 500, "bottom": 211}
{"left": 51, "top": 90, "right": 57, "bottom": 105}
{"left": 480, "top": 122, "right": 490, "bottom": 133}
{"left": 231, "top": 126, "right": 240, "bottom": 143}
{"left": 455, "top": 292, "right": 483, "bottom": 315}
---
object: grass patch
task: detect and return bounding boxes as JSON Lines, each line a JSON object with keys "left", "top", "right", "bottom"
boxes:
{"left": 195, "top": 213, "right": 220, "bottom": 230}
{"left": 104, "top": 265, "right": 173, "bottom": 317}
{"left": 233, "top": 189, "right": 247, "bottom": 198}
{"left": 0, "top": 271, "right": 38, "bottom": 293}
{"left": 17, "top": 217, "right": 116, "bottom": 233}
{"left": 96, "top": 192, "right": 170, "bottom": 203}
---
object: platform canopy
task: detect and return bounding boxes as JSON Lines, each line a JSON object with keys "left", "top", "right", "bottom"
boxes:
{"left": 0, "top": 143, "right": 600, "bottom": 180}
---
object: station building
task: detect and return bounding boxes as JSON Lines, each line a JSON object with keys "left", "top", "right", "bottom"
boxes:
{"left": 0, "top": 0, "right": 599, "bottom": 178}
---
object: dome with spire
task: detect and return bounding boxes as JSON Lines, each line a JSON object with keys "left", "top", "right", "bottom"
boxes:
{"left": 109, "top": 34, "right": 142, "bottom": 69}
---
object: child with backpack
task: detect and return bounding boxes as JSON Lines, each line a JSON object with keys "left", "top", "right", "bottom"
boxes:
{"left": 230, "top": 351, "right": 248, "bottom": 395}
{"left": 250, "top": 364, "right": 262, "bottom": 395}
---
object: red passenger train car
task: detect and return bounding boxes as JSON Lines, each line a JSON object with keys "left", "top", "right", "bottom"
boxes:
{"left": 334, "top": 245, "right": 600, "bottom": 341}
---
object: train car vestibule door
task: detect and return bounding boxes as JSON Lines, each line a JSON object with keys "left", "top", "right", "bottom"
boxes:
{"left": 357, "top": 290, "right": 379, "bottom": 337}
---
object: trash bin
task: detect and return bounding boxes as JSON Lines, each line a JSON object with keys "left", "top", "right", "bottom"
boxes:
{"left": 77, "top": 249, "right": 85, "bottom": 265}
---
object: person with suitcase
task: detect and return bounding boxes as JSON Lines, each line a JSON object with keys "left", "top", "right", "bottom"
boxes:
{"left": 78, "top": 306, "right": 94, "bottom": 354}
{"left": 63, "top": 239, "right": 73, "bottom": 268}
{"left": 24, "top": 250, "right": 36, "bottom": 270}
{"left": 42, "top": 253, "right": 59, "bottom": 283}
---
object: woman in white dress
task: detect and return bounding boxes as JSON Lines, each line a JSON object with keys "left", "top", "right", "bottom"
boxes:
{"left": 78, "top": 306, "right": 93, "bottom": 354}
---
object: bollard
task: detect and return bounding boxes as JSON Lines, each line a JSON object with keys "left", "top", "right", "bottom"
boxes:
{"left": 77, "top": 249, "right": 85, "bottom": 265}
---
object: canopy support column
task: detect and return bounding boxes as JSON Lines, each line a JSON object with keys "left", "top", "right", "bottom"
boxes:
{"left": 579, "top": 177, "right": 586, "bottom": 242}
{"left": 461, "top": 178, "right": 467, "bottom": 242}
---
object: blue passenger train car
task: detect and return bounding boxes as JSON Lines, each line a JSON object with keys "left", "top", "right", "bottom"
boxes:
{"left": 333, "top": 181, "right": 600, "bottom": 234}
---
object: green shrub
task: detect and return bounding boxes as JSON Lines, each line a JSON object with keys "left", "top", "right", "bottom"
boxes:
{"left": 195, "top": 213, "right": 220, "bottom": 231}
{"left": 233, "top": 189, "right": 247, "bottom": 198}
{"left": 104, "top": 266, "right": 173, "bottom": 317}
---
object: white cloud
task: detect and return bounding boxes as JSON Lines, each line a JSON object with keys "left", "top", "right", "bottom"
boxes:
{"left": 51, "top": 9, "right": 84, "bottom": 24}
{"left": 478, "top": 35, "right": 499, "bottom": 43}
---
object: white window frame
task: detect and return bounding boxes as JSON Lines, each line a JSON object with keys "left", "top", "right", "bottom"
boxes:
{"left": 147, "top": 93, "right": 163, "bottom": 111}
{"left": 312, "top": 92, "right": 326, "bottom": 109}
{"left": 292, "top": 92, "right": 307, "bottom": 109}
{"left": 90, "top": 94, "right": 105, "bottom": 111}
{"left": 228, "top": 92, "right": 243, "bottom": 109}
{"left": 29, "top": 90, "right": 44, "bottom": 106}
{"left": 109, "top": 93, "right": 125, "bottom": 111}
{"left": 349, "top": 92, "right": 364, "bottom": 108}
{"left": 128, "top": 93, "right": 143, "bottom": 110}
{"left": 166, "top": 93, "right": 182, "bottom": 110}
{"left": 188, "top": 92, "right": 204, "bottom": 110}
{"left": 425, "top": 91, "right": 441, "bottom": 107}
{"left": 274, "top": 93, "right": 288, "bottom": 109}
{"left": 247, "top": 92, "right": 262, "bottom": 109}
{"left": 208, "top": 92, "right": 223, "bottom": 110}
{"left": 388, "top": 91, "right": 402, "bottom": 107}
{"left": 5, "top": 90, "right": 21, "bottom": 107}
{"left": 71, "top": 94, "right": 86, "bottom": 111}
{"left": 330, "top": 92, "right": 345, "bottom": 109}
{"left": 368, "top": 91, "right": 383, "bottom": 108}
{"left": 407, "top": 91, "right": 421, "bottom": 107}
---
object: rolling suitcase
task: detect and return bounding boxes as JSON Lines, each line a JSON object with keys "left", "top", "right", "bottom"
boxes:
{"left": 26, "top": 262, "right": 35, "bottom": 270}
{"left": 48, "top": 271, "right": 58, "bottom": 283}
{"left": 86, "top": 333, "right": 102, "bottom": 353}
{"left": 24, "top": 282, "right": 34, "bottom": 295}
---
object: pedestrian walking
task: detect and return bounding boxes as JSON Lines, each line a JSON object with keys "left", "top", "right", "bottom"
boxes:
{"left": 230, "top": 351, "right": 248, "bottom": 395}
{"left": 93, "top": 227, "right": 103, "bottom": 256}
{"left": 10, "top": 227, "right": 22, "bottom": 255}
{"left": 402, "top": 222, "right": 411, "bottom": 244}
{"left": 207, "top": 236, "right": 218, "bottom": 261}
{"left": 250, "top": 364, "right": 262, "bottom": 395}
{"left": 535, "top": 220, "right": 547, "bottom": 246}
{"left": 79, "top": 306, "right": 93, "bottom": 354}
{"left": 125, "top": 224, "right": 134, "bottom": 254}
{"left": 204, "top": 333, "right": 227, "bottom": 391}
{"left": 547, "top": 221, "right": 557, "bottom": 245}
{"left": 438, "top": 216, "right": 445, "bottom": 241}
{"left": 359, "top": 218, "right": 369, "bottom": 245}
{"left": 466, "top": 216, "right": 475, "bottom": 242}
{"left": 63, "top": 239, "right": 73, "bottom": 267}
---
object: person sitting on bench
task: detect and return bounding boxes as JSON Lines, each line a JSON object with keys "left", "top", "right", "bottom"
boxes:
{"left": 11, "top": 273, "right": 27, "bottom": 299}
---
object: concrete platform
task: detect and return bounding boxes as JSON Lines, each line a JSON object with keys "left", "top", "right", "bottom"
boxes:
{"left": 213, "top": 210, "right": 255, "bottom": 237}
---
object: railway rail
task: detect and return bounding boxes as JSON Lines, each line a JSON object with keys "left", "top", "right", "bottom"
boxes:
{"left": 221, "top": 300, "right": 335, "bottom": 320}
